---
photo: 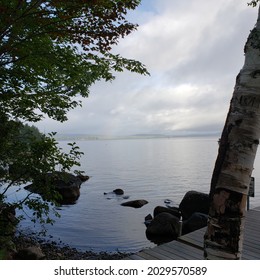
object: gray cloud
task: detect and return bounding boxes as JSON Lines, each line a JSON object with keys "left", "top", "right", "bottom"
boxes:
{"left": 36, "top": 0, "right": 258, "bottom": 136}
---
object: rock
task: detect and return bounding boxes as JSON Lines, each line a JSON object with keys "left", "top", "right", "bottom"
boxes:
{"left": 144, "top": 214, "right": 153, "bottom": 226}
{"left": 13, "top": 233, "right": 130, "bottom": 260}
{"left": 113, "top": 188, "right": 124, "bottom": 195}
{"left": 77, "top": 174, "right": 90, "bottom": 182}
{"left": 153, "top": 206, "right": 181, "bottom": 219}
{"left": 25, "top": 171, "right": 88, "bottom": 204}
{"left": 103, "top": 190, "right": 129, "bottom": 201}
{"left": 52, "top": 172, "right": 83, "bottom": 204}
{"left": 14, "top": 246, "right": 45, "bottom": 260}
{"left": 179, "top": 190, "right": 209, "bottom": 220}
{"left": 164, "top": 199, "right": 173, "bottom": 204}
{"left": 182, "top": 212, "right": 208, "bottom": 235}
{"left": 145, "top": 214, "right": 153, "bottom": 221}
{"left": 55, "top": 185, "right": 80, "bottom": 204}
{"left": 164, "top": 199, "right": 175, "bottom": 207}
{"left": 121, "top": 199, "right": 148, "bottom": 208}
{"left": 104, "top": 188, "right": 124, "bottom": 196}
{"left": 146, "top": 212, "right": 180, "bottom": 239}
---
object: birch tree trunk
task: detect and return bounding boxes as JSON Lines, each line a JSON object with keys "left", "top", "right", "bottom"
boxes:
{"left": 204, "top": 5, "right": 260, "bottom": 260}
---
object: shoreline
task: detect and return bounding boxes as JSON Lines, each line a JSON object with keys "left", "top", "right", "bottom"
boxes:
{"left": 12, "top": 232, "right": 132, "bottom": 260}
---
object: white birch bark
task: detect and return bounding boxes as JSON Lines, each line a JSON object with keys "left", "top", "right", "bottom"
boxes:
{"left": 204, "top": 5, "right": 260, "bottom": 260}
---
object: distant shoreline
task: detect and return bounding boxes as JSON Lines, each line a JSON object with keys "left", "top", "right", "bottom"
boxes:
{"left": 54, "top": 133, "right": 220, "bottom": 142}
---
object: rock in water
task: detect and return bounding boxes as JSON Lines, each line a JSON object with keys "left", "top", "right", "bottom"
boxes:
{"left": 153, "top": 206, "right": 181, "bottom": 219}
{"left": 164, "top": 199, "right": 172, "bottom": 204}
{"left": 146, "top": 212, "right": 180, "bottom": 239}
{"left": 121, "top": 199, "right": 148, "bottom": 208}
{"left": 179, "top": 190, "right": 209, "bottom": 220}
{"left": 182, "top": 212, "right": 208, "bottom": 235}
{"left": 77, "top": 174, "right": 90, "bottom": 182}
{"left": 144, "top": 214, "right": 153, "bottom": 226}
{"left": 25, "top": 171, "right": 88, "bottom": 204}
{"left": 113, "top": 188, "right": 124, "bottom": 195}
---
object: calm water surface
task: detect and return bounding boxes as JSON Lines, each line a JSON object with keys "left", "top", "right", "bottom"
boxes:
{"left": 12, "top": 137, "right": 260, "bottom": 252}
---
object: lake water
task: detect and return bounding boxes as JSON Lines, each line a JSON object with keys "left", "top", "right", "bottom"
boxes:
{"left": 8, "top": 136, "right": 260, "bottom": 252}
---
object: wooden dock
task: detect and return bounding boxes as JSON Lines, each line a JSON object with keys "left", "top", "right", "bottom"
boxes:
{"left": 125, "top": 207, "right": 260, "bottom": 260}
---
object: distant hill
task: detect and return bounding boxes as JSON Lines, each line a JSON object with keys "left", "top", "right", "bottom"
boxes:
{"left": 54, "top": 132, "right": 220, "bottom": 141}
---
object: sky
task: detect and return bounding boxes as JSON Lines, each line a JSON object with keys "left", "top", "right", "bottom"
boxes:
{"left": 36, "top": 0, "right": 258, "bottom": 136}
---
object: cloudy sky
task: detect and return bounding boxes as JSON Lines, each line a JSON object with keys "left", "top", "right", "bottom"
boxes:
{"left": 36, "top": 0, "right": 258, "bottom": 136}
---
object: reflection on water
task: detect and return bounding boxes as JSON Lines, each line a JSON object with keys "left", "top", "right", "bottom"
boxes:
{"left": 3, "top": 137, "right": 260, "bottom": 252}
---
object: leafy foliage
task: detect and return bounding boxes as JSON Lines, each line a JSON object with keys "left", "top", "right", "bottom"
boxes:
{"left": 0, "top": 1, "right": 148, "bottom": 227}
{"left": 248, "top": 0, "right": 260, "bottom": 7}
{"left": 0, "top": 117, "right": 83, "bottom": 224}
{"left": 0, "top": 0, "right": 148, "bottom": 122}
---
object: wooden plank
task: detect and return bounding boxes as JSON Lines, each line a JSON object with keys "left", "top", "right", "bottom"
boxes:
{"left": 126, "top": 254, "right": 146, "bottom": 260}
{"left": 245, "top": 224, "right": 260, "bottom": 232}
{"left": 245, "top": 219, "right": 260, "bottom": 227}
{"left": 244, "top": 231, "right": 260, "bottom": 242}
{"left": 150, "top": 246, "right": 187, "bottom": 260}
{"left": 181, "top": 228, "right": 205, "bottom": 239}
{"left": 242, "top": 249, "right": 260, "bottom": 260}
{"left": 156, "top": 245, "right": 193, "bottom": 260}
{"left": 141, "top": 248, "right": 173, "bottom": 260}
{"left": 245, "top": 214, "right": 260, "bottom": 221}
{"left": 136, "top": 251, "right": 160, "bottom": 260}
{"left": 163, "top": 242, "right": 202, "bottom": 257}
{"left": 162, "top": 242, "right": 203, "bottom": 259}
{"left": 244, "top": 241, "right": 260, "bottom": 251}
{"left": 245, "top": 223, "right": 260, "bottom": 232}
{"left": 178, "top": 235, "right": 203, "bottom": 249}
{"left": 124, "top": 207, "right": 260, "bottom": 260}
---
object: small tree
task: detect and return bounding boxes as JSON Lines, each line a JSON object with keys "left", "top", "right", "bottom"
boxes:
{"left": 0, "top": 0, "right": 148, "bottom": 122}
{"left": 0, "top": 1, "right": 148, "bottom": 226}
{"left": 204, "top": 1, "right": 260, "bottom": 259}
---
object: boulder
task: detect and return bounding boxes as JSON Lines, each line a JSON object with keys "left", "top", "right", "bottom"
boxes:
{"left": 153, "top": 206, "right": 181, "bottom": 219}
{"left": 179, "top": 190, "right": 209, "bottom": 220}
{"left": 182, "top": 212, "right": 208, "bottom": 235}
{"left": 113, "top": 188, "right": 124, "bottom": 195}
{"left": 146, "top": 212, "right": 180, "bottom": 239}
{"left": 121, "top": 199, "right": 148, "bottom": 208}
{"left": 77, "top": 174, "right": 90, "bottom": 182}
{"left": 25, "top": 171, "right": 88, "bottom": 204}
{"left": 55, "top": 184, "right": 80, "bottom": 204}
{"left": 144, "top": 214, "right": 153, "bottom": 226}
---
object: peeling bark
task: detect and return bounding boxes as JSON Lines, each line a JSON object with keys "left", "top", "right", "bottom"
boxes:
{"left": 204, "top": 6, "right": 260, "bottom": 259}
